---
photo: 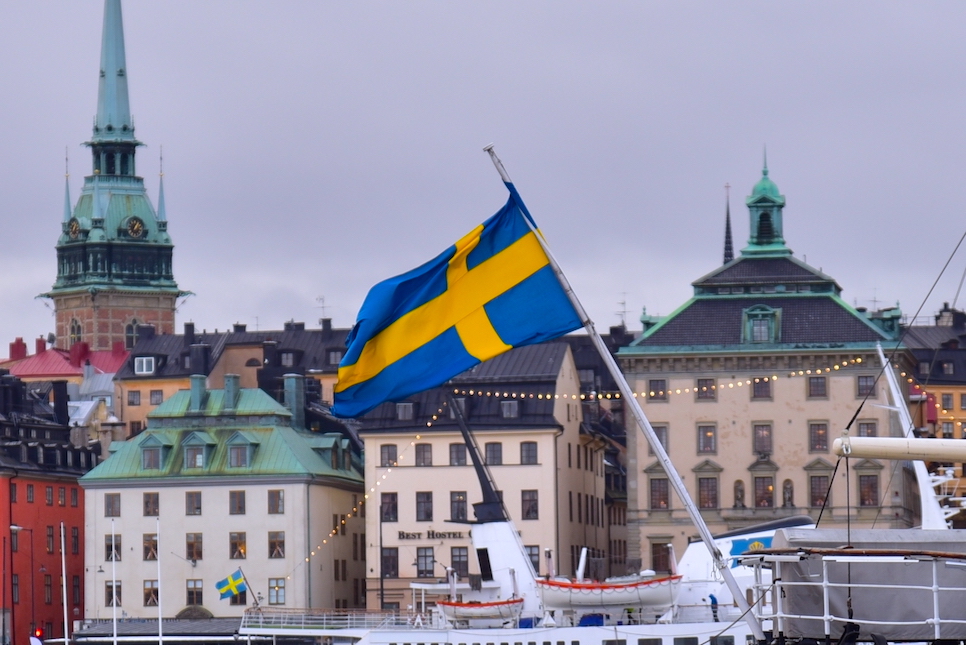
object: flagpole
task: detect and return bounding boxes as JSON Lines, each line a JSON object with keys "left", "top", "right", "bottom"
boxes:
{"left": 238, "top": 568, "right": 257, "bottom": 608}
{"left": 60, "top": 523, "right": 68, "bottom": 645}
{"left": 111, "top": 519, "right": 117, "bottom": 645}
{"left": 157, "top": 516, "right": 163, "bottom": 645}
{"left": 483, "top": 145, "right": 765, "bottom": 641}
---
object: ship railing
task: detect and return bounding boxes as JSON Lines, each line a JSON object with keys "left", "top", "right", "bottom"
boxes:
{"left": 241, "top": 607, "right": 419, "bottom": 631}
{"left": 741, "top": 549, "right": 966, "bottom": 641}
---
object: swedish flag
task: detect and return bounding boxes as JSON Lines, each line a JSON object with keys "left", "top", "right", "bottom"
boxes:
{"left": 333, "top": 183, "right": 582, "bottom": 418}
{"left": 215, "top": 569, "right": 247, "bottom": 599}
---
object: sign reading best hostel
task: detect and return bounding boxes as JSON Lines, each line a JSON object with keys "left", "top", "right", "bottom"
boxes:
{"left": 399, "top": 530, "right": 465, "bottom": 540}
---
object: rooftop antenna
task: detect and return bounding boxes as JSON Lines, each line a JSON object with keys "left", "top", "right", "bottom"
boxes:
{"left": 316, "top": 295, "right": 329, "bottom": 318}
{"left": 616, "top": 292, "right": 628, "bottom": 326}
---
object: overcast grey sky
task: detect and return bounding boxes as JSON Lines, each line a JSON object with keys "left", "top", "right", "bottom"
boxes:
{"left": 2, "top": 2, "right": 965, "bottom": 347}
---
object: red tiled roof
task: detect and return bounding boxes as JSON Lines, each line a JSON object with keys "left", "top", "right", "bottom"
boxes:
{"left": 4, "top": 347, "right": 128, "bottom": 378}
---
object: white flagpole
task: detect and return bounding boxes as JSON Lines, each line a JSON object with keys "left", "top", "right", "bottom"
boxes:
{"left": 483, "top": 145, "right": 766, "bottom": 641}
{"left": 60, "top": 523, "right": 68, "bottom": 645}
{"left": 156, "top": 516, "right": 163, "bottom": 645}
{"left": 110, "top": 519, "right": 117, "bottom": 645}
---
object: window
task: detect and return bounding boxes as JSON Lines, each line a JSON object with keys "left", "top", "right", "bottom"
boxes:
{"left": 280, "top": 352, "right": 295, "bottom": 368}
{"left": 268, "top": 490, "right": 284, "bottom": 514}
{"left": 452, "top": 546, "right": 469, "bottom": 578}
{"left": 942, "top": 393, "right": 954, "bottom": 410}
{"left": 26, "top": 484, "right": 33, "bottom": 503}
{"left": 143, "top": 534, "right": 157, "bottom": 560}
{"left": 328, "top": 350, "right": 343, "bottom": 364}
{"left": 106, "top": 581, "right": 121, "bottom": 607}
{"left": 143, "top": 492, "right": 159, "bottom": 516}
{"left": 484, "top": 442, "right": 502, "bottom": 465}
{"left": 524, "top": 545, "right": 540, "bottom": 574}
{"left": 961, "top": 393, "right": 966, "bottom": 410}
{"left": 380, "top": 492, "right": 398, "bottom": 522}
{"left": 230, "top": 590, "right": 247, "bottom": 606}
{"left": 150, "top": 389, "right": 164, "bottom": 405}
{"left": 753, "top": 424, "right": 772, "bottom": 455}
{"left": 185, "top": 491, "right": 201, "bottom": 515}
{"left": 943, "top": 362, "right": 955, "bottom": 375}
{"left": 745, "top": 306, "right": 779, "bottom": 343}
{"left": 416, "top": 547, "right": 435, "bottom": 578}
{"left": 919, "top": 361, "right": 930, "bottom": 376}
{"left": 449, "top": 397, "right": 466, "bottom": 419}
{"left": 449, "top": 443, "right": 466, "bottom": 466}
{"left": 229, "top": 445, "right": 249, "bottom": 467}
{"left": 698, "top": 477, "right": 718, "bottom": 509}
{"left": 857, "top": 375, "right": 876, "bottom": 397}
{"left": 71, "top": 527, "right": 79, "bottom": 554}
{"left": 859, "top": 475, "right": 879, "bottom": 507}
{"left": 105, "top": 534, "right": 121, "bottom": 562}
{"left": 416, "top": 492, "right": 433, "bottom": 521}
{"left": 46, "top": 525, "right": 54, "bottom": 553}
{"left": 858, "top": 422, "right": 877, "bottom": 437}
{"left": 651, "top": 543, "right": 671, "bottom": 573}
{"left": 125, "top": 321, "right": 139, "bottom": 350}
{"left": 754, "top": 477, "right": 774, "bottom": 508}
{"left": 9, "top": 482, "right": 15, "bottom": 503}
{"left": 648, "top": 425, "right": 669, "bottom": 456}
{"left": 10, "top": 575, "right": 16, "bottom": 604}
{"left": 520, "top": 441, "right": 538, "bottom": 464}
{"left": 230, "top": 532, "right": 247, "bottom": 559}
{"left": 697, "top": 425, "right": 716, "bottom": 454}
{"left": 809, "top": 423, "right": 828, "bottom": 452}
{"left": 143, "top": 580, "right": 159, "bottom": 606}
{"left": 44, "top": 574, "right": 52, "bottom": 604}
{"left": 696, "top": 378, "right": 716, "bottom": 400}
{"left": 810, "top": 475, "right": 829, "bottom": 507}
{"left": 943, "top": 421, "right": 955, "bottom": 439}
{"left": 807, "top": 376, "right": 827, "bottom": 398}
{"left": 229, "top": 491, "right": 246, "bottom": 515}
{"left": 45, "top": 486, "right": 53, "bottom": 505}
{"left": 521, "top": 490, "right": 539, "bottom": 519}
{"left": 450, "top": 491, "right": 467, "bottom": 521}
{"left": 751, "top": 318, "right": 769, "bottom": 342}
{"left": 69, "top": 319, "right": 82, "bottom": 345}
{"left": 130, "top": 420, "right": 143, "bottom": 435}
{"left": 648, "top": 379, "right": 667, "bottom": 401}
{"left": 186, "top": 579, "right": 203, "bottom": 605}
{"left": 269, "top": 531, "right": 285, "bottom": 558}
{"left": 650, "top": 478, "right": 669, "bottom": 510}
{"left": 752, "top": 378, "right": 772, "bottom": 400}
{"left": 381, "top": 547, "right": 399, "bottom": 578}
{"left": 134, "top": 356, "right": 155, "bottom": 375}
{"left": 105, "top": 493, "right": 120, "bottom": 517}
{"left": 71, "top": 488, "right": 78, "bottom": 507}
{"left": 185, "top": 533, "right": 203, "bottom": 561}
{"left": 415, "top": 443, "right": 432, "bottom": 466}
{"left": 269, "top": 578, "right": 286, "bottom": 605}
{"left": 73, "top": 576, "right": 80, "bottom": 605}
{"left": 396, "top": 402, "right": 413, "bottom": 421}
{"left": 380, "top": 444, "right": 397, "bottom": 467}
{"left": 142, "top": 447, "right": 161, "bottom": 469}
{"left": 501, "top": 400, "right": 519, "bottom": 418}
{"left": 184, "top": 446, "right": 205, "bottom": 469}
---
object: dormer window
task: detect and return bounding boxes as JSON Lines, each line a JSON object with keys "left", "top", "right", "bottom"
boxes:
{"left": 134, "top": 356, "right": 155, "bottom": 375}
{"left": 396, "top": 402, "right": 414, "bottom": 421}
{"left": 142, "top": 447, "right": 161, "bottom": 469}
{"left": 743, "top": 305, "right": 780, "bottom": 344}
{"left": 185, "top": 446, "right": 205, "bottom": 468}
{"left": 328, "top": 350, "right": 343, "bottom": 365}
{"left": 229, "top": 445, "right": 249, "bottom": 468}
{"left": 280, "top": 352, "right": 295, "bottom": 367}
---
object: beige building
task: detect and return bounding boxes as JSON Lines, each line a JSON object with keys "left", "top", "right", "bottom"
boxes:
{"left": 359, "top": 342, "right": 611, "bottom": 609}
{"left": 618, "top": 166, "right": 916, "bottom": 572}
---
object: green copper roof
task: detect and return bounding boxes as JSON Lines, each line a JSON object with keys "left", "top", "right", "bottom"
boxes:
{"left": 748, "top": 163, "right": 785, "bottom": 205}
{"left": 150, "top": 387, "right": 291, "bottom": 420}
{"left": 93, "top": 0, "right": 135, "bottom": 144}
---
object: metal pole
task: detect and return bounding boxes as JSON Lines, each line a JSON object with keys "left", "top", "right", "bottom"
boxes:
{"left": 60, "top": 523, "right": 68, "bottom": 645}
{"left": 27, "top": 529, "right": 34, "bottom": 637}
{"left": 156, "top": 516, "right": 162, "bottom": 645}
{"left": 111, "top": 519, "right": 116, "bottom": 645}
{"left": 2, "top": 535, "right": 6, "bottom": 645}
{"left": 378, "top": 504, "right": 385, "bottom": 609}
{"left": 483, "top": 145, "right": 766, "bottom": 641}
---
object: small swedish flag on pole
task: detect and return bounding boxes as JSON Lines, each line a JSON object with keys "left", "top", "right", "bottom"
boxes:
{"left": 215, "top": 568, "right": 248, "bottom": 600}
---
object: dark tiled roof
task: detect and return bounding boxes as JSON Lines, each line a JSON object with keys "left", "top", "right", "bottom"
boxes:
{"left": 116, "top": 331, "right": 230, "bottom": 379}
{"left": 908, "top": 348, "right": 966, "bottom": 386}
{"left": 451, "top": 342, "right": 568, "bottom": 383}
{"left": 902, "top": 325, "right": 965, "bottom": 350}
{"left": 694, "top": 256, "right": 839, "bottom": 288}
{"left": 634, "top": 296, "right": 889, "bottom": 347}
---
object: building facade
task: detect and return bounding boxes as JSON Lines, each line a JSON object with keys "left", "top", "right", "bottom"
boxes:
{"left": 79, "top": 375, "right": 365, "bottom": 620}
{"left": 358, "top": 342, "right": 611, "bottom": 610}
{"left": 618, "top": 164, "right": 915, "bottom": 571}
{"left": 42, "top": 0, "right": 183, "bottom": 351}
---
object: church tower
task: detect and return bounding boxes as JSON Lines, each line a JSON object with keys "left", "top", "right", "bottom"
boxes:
{"left": 741, "top": 156, "right": 791, "bottom": 258}
{"left": 43, "top": 0, "right": 183, "bottom": 350}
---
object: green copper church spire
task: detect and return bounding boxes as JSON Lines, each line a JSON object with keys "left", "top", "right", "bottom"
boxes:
{"left": 93, "top": 0, "right": 135, "bottom": 143}
{"left": 742, "top": 152, "right": 791, "bottom": 257}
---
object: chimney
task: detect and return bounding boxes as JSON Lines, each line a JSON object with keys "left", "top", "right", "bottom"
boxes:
{"left": 83, "top": 359, "right": 94, "bottom": 381}
{"left": 189, "top": 374, "right": 207, "bottom": 413}
{"left": 283, "top": 374, "right": 305, "bottom": 430}
{"left": 233, "top": 323, "right": 247, "bottom": 333}
{"left": 138, "top": 325, "right": 156, "bottom": 342}
{"left": 69, "top": 342, "right": 90, "bottom": 368}
{"left": 224, "top": 374, "right": 240, "bottom": 411}
{"left": 52, "top": 380, "right": 70, "bottom": 426}
{"left": 320, "top": 318, "right": 332, "bottom": 336}
{"left": 284, "top": 321, "right": 305, "bottom": 332}
{"left": 8, "top": 338, "right": 27, "bottom": 361}
{"left": 262, "top": 341, "right": 278, "bottom": 367}
{"left": 184, "top": 322, "right": 196, "bottom": 347}
{"left": 35, "top": 337, "right": 46, "bottom": 354}
{"left": 189, "top": 344, "right": 211, "bottom": 375}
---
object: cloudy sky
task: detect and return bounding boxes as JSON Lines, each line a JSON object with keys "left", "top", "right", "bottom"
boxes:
{"left": 2, "top": 2, "right": 966, "bottom": 348}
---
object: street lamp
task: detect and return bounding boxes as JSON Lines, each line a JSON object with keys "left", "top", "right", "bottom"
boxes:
{"left": 9, "top": 526, "right": 35, "bottom": 636}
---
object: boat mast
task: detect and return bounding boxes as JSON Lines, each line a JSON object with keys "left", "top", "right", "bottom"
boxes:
{"left": 483, "top": 145, "right": 766, "bottom": 641}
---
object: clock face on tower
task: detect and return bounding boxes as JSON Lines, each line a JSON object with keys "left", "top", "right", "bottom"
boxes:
{"left": 68, "top": 218, "right": 81, "bottom": 239}
{"left": 127, "top": 217, "right": 145, "bottom": 238}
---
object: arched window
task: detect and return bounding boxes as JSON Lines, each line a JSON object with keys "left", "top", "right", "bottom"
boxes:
{"left": 69, "top": 319, "right": 82, "bottom": 346}
{"left": 125, "top": 319, "right": 139, "bottom": 350}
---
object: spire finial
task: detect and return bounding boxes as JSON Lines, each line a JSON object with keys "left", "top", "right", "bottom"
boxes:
{"left": 762, "top": 146, "right": 769, "bottom": 176}
{"left": 723, "top": 183, "right": 734, "bottom": 264}
{"left": 94, "top": 0, "right": 134, "bottom": 142}
{"left": 159, "top": 145, "right": 164, "bottom": 177}
{"left": 157, "top": 147, "right": 167, "bottom": 222}
{"left": 63, "top": 150, "right": 72, "bottom": 223}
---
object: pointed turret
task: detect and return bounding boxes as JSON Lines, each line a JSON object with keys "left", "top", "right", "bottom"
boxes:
{"left": 742, "top": 153, "right": 790, "bottom": 257}
{"left": 723, "top": 186, "right": 734, "bottom": 264}
{"left": 62, "top": 174, "right": 72, "bottom": 223}
{"left": 94, "top": 0, "right": 135, "bottom": 143}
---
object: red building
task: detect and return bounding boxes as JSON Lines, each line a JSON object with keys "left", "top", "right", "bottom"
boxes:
{"left": 0, "top": 375, "right": 97, "bottom": 644}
